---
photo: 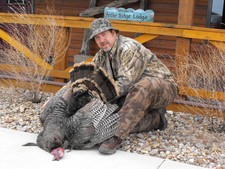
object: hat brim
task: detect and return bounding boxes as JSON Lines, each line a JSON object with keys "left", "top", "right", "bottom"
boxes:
{"left": 89, "top": 28, "right": 119, "bottom": 40}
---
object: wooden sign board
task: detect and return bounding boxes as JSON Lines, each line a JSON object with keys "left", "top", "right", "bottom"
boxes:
{"left": 104, "top": 7, "right": 154, "bottom": 22}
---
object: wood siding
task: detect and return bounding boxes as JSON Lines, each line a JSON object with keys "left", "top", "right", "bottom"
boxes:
{"left": 35, "top": 0, "right": 210, "bottom": 71}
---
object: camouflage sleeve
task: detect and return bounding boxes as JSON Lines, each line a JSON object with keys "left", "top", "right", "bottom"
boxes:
{"left": 92, "top": 52, "right": 101, "bottom": 66}
{"left": 116, "top": 47, "right": 146, "bottom": 96}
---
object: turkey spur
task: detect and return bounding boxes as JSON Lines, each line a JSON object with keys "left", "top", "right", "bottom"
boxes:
{"left": 24, "top": 63, "right": 121, "bottom": 160}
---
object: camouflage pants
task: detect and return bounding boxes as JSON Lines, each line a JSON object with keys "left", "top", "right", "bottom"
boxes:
{"left": 115, "top": 77, "right": 178, "bottom": 140}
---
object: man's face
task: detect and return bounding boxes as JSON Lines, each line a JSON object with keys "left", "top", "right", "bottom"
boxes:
{"left": 94, "top": 30, "right": 117, "bottom": 52}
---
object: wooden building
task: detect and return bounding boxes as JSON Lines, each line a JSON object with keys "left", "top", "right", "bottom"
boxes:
{"left": 0, "top": 0, "right": 213, "bottom": 68}
{"left": 0, "top": 0, "right": 222, "bottom": 72}
{"left": 35, "top": 0, "right": 213, "bottom": 70}
{"left": 34, "top": 0, "right": 219, "bottom": 73}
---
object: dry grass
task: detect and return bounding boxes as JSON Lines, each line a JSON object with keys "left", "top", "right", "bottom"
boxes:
{"left": 175, "top": 42, "right": 225, "bottom": 131}
{"left": 0, "top": 4, "right": 70, "bottom": 103}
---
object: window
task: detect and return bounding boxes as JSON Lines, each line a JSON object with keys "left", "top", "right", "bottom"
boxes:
{"left": 211, "top": 0, "right": 224, "bottom": 28}
{"left": 212, "top": 0, "right": 224, "bottom": 15}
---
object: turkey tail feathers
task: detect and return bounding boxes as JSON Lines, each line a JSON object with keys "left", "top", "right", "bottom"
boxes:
{"left": 93, "top": 66, "right": 119, "bottom": 102}
{"left": 70, "top": 62, "right": 119, "bottom": 102}
{"left": 70, "top": 62, "right": 95, "bottom": 82}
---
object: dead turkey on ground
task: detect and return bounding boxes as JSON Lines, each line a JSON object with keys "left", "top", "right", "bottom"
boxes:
{"left": 25, "top": 63, "right": 121, "bottom": 160}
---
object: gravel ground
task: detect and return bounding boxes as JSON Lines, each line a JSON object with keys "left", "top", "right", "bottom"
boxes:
{"left": 0, "top": 86, "right": 225, "bottom": 168}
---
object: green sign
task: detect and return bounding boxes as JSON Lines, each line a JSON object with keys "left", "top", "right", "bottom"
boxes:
{"left": 104, "top": 7, "right": 154, "bottom": 22}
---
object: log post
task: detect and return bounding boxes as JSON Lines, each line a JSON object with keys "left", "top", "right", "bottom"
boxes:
{"left": 135, "top": 0, "right": 148, "bottom": 38}
{"left": 175, "top": 0, "right": 195, "bottom": 86}
{"left": 140, "top": 0, "right": 148, "bottom": 10}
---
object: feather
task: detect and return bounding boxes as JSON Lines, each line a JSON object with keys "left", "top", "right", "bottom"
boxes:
{"left": 93, "top": 66, "right": 119, "bottom": 101}
{"left": 39, "top": 85, "right": 71, "bottom": 125}
{"left": 67, "top": 98, "right": 121, "bottom": 149}
{"left": 67, "top": 89, "right": 93, "bottom": 114}
{"left": 70, "top": 62, "right": 119, "bottom": 102}
{"left": 70, "top": 62, "right": 95, "bottom": 82}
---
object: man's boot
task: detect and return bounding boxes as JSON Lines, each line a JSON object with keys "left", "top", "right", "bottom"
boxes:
{"left": 158, "top": 107, "right": 168, "bottom": 130}
{"left": 131, "top": 107, "right": 168, "bottom": 133}
{"left": 99, "top": 136, "right": 123, "bottom": 155}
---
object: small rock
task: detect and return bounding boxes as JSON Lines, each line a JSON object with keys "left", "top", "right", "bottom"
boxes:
{"left": 136, "top": 133, "right": 144, "bottom": 139}
{"left": 149, "top": 149, "right": 158, "bottom": 155}
{"left": 160, "top": 151, "right": 166, "bottom": 158}
{"left": 19, "top": 105, "right": 26, "bottom": 112}
{"left": 189, "top": 158, "right": 195, "bottom": 163}
{"left": 196, "top": 143, "right": 207, "bottom": 148}
{"left": 5, "top": 118, "right": 14, "bottom": 123}
{"left": 167, "top": 110, "right": 173, "bottom": 115}
{"left": 198, "top": 158, "right": 206, "bottom": 165}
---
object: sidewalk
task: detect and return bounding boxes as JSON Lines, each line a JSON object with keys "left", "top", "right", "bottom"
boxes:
{"left": 0, "top": 127, "right": 207, "bottom": 169}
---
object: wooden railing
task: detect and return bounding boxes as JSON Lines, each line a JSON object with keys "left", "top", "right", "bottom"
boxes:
{"left": 0, "top": 13, "right": 225, "bottom": 115}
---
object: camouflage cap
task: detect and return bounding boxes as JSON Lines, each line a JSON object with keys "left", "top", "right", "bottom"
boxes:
{"left": 89, "top": 18, "right": 119, "bottom": 40}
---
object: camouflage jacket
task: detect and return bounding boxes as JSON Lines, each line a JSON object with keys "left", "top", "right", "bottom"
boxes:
{"left": 93, "top": 35, "right": 176, "bottom": 97}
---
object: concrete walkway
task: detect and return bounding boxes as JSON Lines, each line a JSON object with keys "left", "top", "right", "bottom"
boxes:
{"left": 0, "top": 127, "right": 207, "bottom": 169}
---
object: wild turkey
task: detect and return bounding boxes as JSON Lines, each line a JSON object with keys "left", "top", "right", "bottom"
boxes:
{"left": 26, "top": 62, "right": 121, "bottom": 160}
{"left": 37, "top": 93, "right": 120, "bottom": 152}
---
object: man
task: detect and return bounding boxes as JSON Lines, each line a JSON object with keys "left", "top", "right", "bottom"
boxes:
{"left": 89, "top": 18, "right": 178, "bottom": 154}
